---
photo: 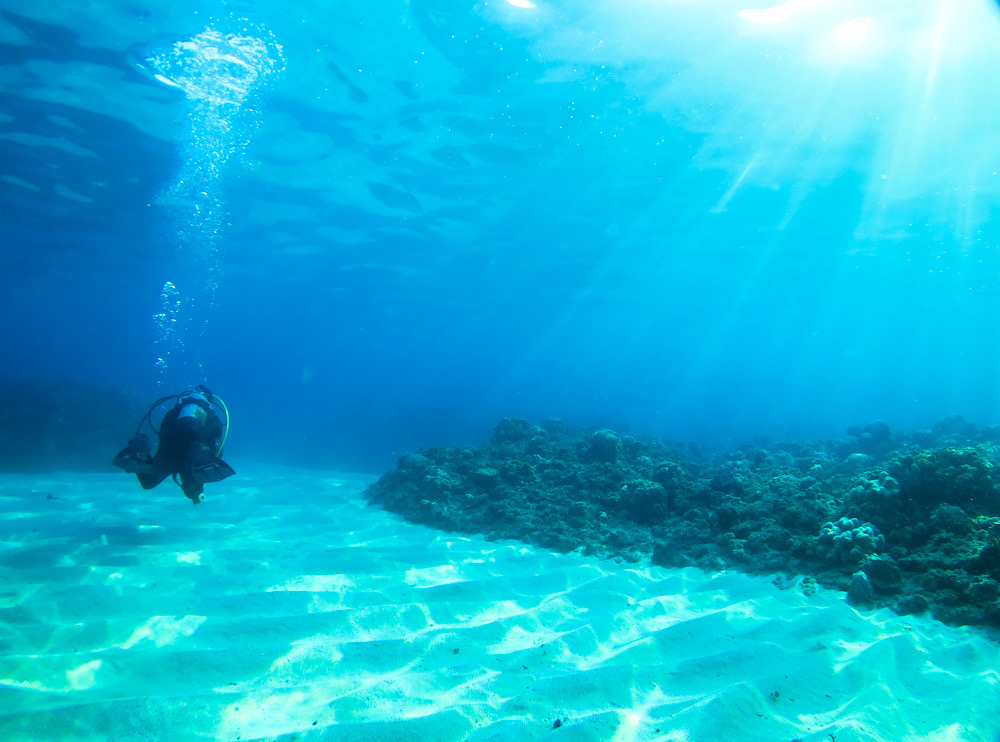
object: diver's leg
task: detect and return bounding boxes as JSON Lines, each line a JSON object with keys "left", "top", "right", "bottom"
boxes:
{"left": 136, "top": 470, "right": 170, "bottom": 490}
{"left": 136, "top": 451, "right": 173, "bottom": 490}
{"left": 178, "top": 470, "right": 205, "bottom": 503}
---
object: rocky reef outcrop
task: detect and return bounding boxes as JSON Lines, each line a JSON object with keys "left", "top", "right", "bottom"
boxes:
{"left": 365, "top": 415, "right": 1000, "bottom": 631}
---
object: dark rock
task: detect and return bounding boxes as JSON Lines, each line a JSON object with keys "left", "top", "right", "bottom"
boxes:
{"left": 847, "top": 571, "right": 875, "bottom": 603}
{"left": 398, "top": 452, "right": 430, "bottom": 470}
{"left": 932, "top": 415, "right": 978, "bottom": 440}
{"left": 859, "top": 554, "right": 902, "bottom": 592}
{"left": 895, "top": 594, "right": 931, "bottom": 615}
{"left": 838, "top": 453, "right": 873, "bottom": 474}
{"left": 525, "top": 436, "right": 548, "bottom": 455}
{"left": 851, "top": 420, "right": 891, "bottom": 443}
{"left": 470, "top": 467, "right": 500, "bottom": 490}
{"left": 492, "top": 418, "right": 546, "bottom": 445}
{"left": 891, "top": 447, "right": 999, "bottom": 516}
{"left": 586, "top": 430, "right": 622, "bottom": 464}
{"left": 973, "top": 539, "right": 1000, "bottom": 571}
{"left": 623, "top": 481, "right": 670, "bottom": 524}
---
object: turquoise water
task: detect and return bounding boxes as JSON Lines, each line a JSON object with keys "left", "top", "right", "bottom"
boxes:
{"left": 4, "top": 5, "right": 1000, "bottom": 738}
{"left": 3, "top": 0, "right": 1000, "bottom": 467}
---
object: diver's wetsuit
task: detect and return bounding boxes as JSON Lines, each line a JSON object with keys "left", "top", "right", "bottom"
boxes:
{"left": 137, "top": 404, "right": 227, "bottom": 502}
{"left": 114, "top": 388, "right": 235, "bottom": 503}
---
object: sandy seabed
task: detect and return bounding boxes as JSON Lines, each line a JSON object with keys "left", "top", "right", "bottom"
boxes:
{"left": 0, "top": 464, "right": 997, "bottom": 742}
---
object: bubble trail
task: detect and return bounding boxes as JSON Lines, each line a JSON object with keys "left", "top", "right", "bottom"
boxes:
{"left": 147, "top": 23, "right": 283, "bottom": 389}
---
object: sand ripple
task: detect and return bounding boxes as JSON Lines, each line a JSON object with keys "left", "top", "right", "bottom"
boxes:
{"left": 0, "top": 468, "right": 996, "bottom": 741}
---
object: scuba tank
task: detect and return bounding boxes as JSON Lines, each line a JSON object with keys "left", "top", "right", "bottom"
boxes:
{"left": 177, "top": 391, "right": 210, "bottom": 427}
{"left": 134, "top": 385, "right": 231, "bottom": 456}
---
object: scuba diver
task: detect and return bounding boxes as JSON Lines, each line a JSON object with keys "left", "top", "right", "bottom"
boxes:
{"left": 113, "top": 385, "right": 235, "bottom": 504}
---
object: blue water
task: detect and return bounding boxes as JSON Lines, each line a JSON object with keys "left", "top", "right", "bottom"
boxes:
{"left": 4, "top": 0, "right": 1000, "bottom": 472}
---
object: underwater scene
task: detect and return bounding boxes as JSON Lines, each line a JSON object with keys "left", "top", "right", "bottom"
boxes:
{"left": 2, "top": 0, "right": 1000, "bottom": 739}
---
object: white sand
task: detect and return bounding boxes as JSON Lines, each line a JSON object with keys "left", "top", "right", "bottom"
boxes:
{"left": 0, "top": 464, "right": 997, "bottom": 742}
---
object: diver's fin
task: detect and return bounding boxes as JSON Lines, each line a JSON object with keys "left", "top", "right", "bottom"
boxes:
{"left": 113, "top": 452, "right": 155, "bottom": 475}
{"left": 113, "top": 435, "right": 154, "bottom": 475}
{"left": 191, "top": 457, "right": 235, "bottom": 485}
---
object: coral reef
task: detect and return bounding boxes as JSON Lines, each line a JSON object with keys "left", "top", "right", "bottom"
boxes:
{"left": 818, "top": 517, "right": 885, "bottom": 566}
{"left": 365, "top": 415, "right": 1000, "bottom": 631}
